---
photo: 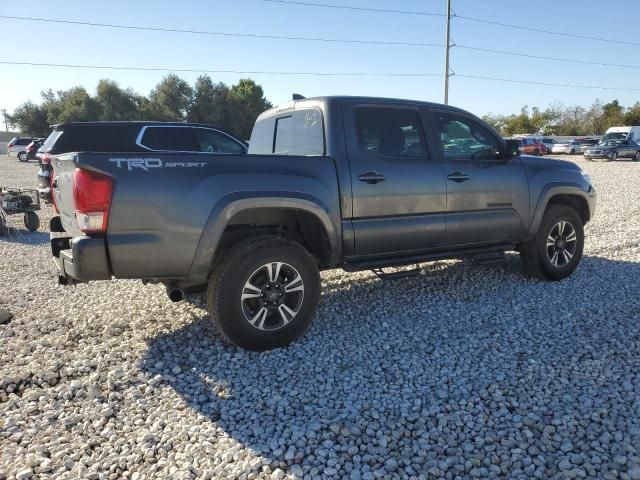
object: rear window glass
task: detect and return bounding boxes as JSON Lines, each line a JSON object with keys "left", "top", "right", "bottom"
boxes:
{"left": 14, "top": 138, "right": 32, "bottom": 146}
{"left": 140, "top": 127, "right": 198, "bottom": 151}
{"left": 52, "top": 125, "right": 141, "bottom": 153}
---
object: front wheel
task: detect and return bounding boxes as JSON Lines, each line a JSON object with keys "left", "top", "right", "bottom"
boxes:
{"left": 570, "top": 149, "right": 576, "bottom": 155}
{"left": 520, "top": 204, "right": 584, "bottom": 280}
{"left": 610, "top": 151, "right": 618, "bottom": 161}
{"left": 207, "top": 235, "right": 321, "bottom": 351}
{"left": 633, "top": 151, "right": 640, "bottom": 162}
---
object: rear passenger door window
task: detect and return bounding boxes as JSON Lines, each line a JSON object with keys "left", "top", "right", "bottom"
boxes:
{"left": 195, "top": 128, "right": 246, "bottom": 154}
{"left": 354, "top": 107, "right": 426, "bottom": 157}
{"left": 139, "top": 127, "right": 197, "bottom": 151}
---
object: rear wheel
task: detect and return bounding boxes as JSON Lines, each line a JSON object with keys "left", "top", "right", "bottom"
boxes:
{"left": 634, "top": 151, "right": 640, "bottom": 162}
{"left": 18, "top": 152, "right": 27, "bottom": 162}
{"left": 570, "top": 149, "right": 576, "bottom": 155}
{"left": 24, "top": 212, "right": 40, "bottom": 232}
{"left": 207, "top": 235, "right": 321, "bottom": 351}
{"left": 0, "top": 213, "right": 7, "bottom": 236}
{"left": 610, "top": 151, "right": 618, "bottom": 161}
{"left": 520, "top": 204, "right": 584, "bottom": 281}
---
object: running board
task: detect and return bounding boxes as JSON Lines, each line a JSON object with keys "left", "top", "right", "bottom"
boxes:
{"left": 372, "top": 265, "right": 421, "bottom": 281}
{"left": 344, "top": 243, "right": 515, "bottom": 272}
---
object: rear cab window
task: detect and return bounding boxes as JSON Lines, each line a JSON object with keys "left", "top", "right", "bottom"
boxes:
{"left": 353, "top": 106, "right": 426, "bottom": 158}
{"left": 249, "top": 108, "right": 325, "bottom": 156}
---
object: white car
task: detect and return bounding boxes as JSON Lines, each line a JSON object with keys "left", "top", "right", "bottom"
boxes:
{"left": 551, "top": 140, "right": 582, "bottom": 155}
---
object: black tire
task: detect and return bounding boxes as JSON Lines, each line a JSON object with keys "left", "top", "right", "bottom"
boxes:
{"left": 570, "top": 149, "right": 576, "bottom": 155}
{"left": 520, "top": 204, "right": 584, "bottom": 281}
{"left": 24, "top": 212, "right": 40, "bottom": 232}
{"left": 634, "top": 151, "right": 640, "bottom": 162}
{"left": 206, "top": 235, "right": 321, "bottom": 351}
{"left": 18, "top": 152, "right": 28, "bottom": 162}
{"left": 610, "top": 151, "right": 618, "bottom": 161}
{"left": 0, "top": 215, "right": 7, "bottom": 236}
{"left": 534, "top": 149, "right": 540, "bottom": 156}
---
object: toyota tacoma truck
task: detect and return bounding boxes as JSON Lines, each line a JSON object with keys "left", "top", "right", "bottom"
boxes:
{"left": 50, "top": 96, "right": 597, "bottom": 351}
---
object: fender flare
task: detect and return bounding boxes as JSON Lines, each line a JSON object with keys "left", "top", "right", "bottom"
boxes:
{"left": 186, "top": 192, "right": 341, "bottom": 283}
{"left": 527, "top": 183, "right": 594, "bottom": 240}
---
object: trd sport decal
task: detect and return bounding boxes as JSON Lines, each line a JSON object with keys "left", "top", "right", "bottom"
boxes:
{"left": 109, "top": 158, "right": 206, "bottom": 171}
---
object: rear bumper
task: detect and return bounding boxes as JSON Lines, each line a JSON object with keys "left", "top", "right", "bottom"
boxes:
{"left": 52, "top": 234, "right": 111, "bottom": 284}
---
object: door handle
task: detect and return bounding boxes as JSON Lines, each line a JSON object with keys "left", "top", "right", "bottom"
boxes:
{"left": 358, "top": 172, "right": 386, "bottom": 184}
{"left": 447, "top": 172, "right": 470, "bottom": 183}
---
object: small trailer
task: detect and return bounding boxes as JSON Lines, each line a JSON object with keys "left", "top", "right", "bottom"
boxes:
{"left": 0, "top": 187, "right": 41, "bottom": 236}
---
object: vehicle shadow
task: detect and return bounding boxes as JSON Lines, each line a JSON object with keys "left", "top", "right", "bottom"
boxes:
{"left": 140, "top": 254, "right": 640, "bottom": 476}
{"left": 0, "top": 228, "right": 49, "bottom": 246}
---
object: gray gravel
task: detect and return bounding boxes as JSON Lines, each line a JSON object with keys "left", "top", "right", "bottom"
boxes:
{"left": 1, "top": 154, "right": 639, "bottom": 479}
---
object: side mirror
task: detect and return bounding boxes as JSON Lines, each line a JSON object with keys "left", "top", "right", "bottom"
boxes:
{"left": 504, "top": 139, "right": 520, "bottom": 160}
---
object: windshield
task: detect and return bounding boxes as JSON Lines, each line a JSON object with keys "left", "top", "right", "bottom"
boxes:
{"left": 603, "top": 132, "right": 628, "bottom": 141}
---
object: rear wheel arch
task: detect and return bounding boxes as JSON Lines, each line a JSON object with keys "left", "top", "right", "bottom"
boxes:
{"left": 218, "top": 207, "right": 334, "bottom": 267}
{"left": 187, "top": 196, "right": 341, "bottom": 284}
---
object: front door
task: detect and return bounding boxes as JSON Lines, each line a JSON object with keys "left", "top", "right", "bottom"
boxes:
{"left": 344, "top": 103, "right": 447, "bottom": 257}
{"left": 429, "top": 110, "right": 530, "bottom": 246}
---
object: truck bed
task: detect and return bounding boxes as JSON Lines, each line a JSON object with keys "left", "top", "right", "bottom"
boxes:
{"left": 53, "top": 151, "right": 341, "bottom": 281}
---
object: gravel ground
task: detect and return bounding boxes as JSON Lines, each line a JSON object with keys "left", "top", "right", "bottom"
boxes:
{"left": 1, "top": 154, "right": 639, "bottom": 480}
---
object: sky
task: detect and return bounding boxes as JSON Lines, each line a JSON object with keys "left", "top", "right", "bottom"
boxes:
{"left": 1, "top": 0, "right": 638, "bottom": 120}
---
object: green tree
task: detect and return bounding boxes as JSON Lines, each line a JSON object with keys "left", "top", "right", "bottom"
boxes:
{"left": 95, "top": 79, "right": 143, "bottom": 120}
{"left": 9, "top": 101, "right": 50, "bottom": 136}
{"left": 230, "top": 79, "right": 273, "bottom": 138}
{"left": 40, "top": 87, "right": 101, "bottom": 125}
{"left": 142, "top": 74, "right": 193, "bottom": 121}
{"left": 624, "top": 102, "right": 640, "bottom": 126}
{"left": 502, "top": 106, "right": 536, "bottom": 136}
{"left": 600, "top": 100, "right": 625, "bottom": 131}
{"left": 188, "top": 75, "right": 236, "bottom": 127}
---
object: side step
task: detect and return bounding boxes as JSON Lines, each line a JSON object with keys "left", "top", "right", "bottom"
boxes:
{"left": 469, "top": 252, "right": 507, "bottom": 266}
{"left": 372, "top": 265, "right": 421, "bottom": 281}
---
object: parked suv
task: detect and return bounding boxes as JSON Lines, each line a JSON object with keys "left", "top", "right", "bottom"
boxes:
{"left": 23, "top": 139, "right": 44, "bottom": 162}
{"left": 38, "top": 122, "right": 247, "bottom": 203}
{"left": 7, "top": 137, "right": 34, "bottom": 160}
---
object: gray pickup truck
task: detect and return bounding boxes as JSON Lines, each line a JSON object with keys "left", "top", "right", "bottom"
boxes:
{"left": 51, "top": 96, "right": 596, "bottom": 350}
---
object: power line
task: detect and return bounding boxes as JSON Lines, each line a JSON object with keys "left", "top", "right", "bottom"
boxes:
{"left": 0, "top": 15, "right": 442, "bottom": 47}
{"left": 261, "top": 0, "right": 445, "bottom": 16}
{"left": 0, "top": 60, "right": 442, "bottom": 77}
{"left": 456, "top": 45, "right": 640, "bottom": 70}
{"left": 2, "top": 60, "right": 639, "bottom": 91}
{"left": 456, "top": 74, "right": 640, "bottom": 91}
{"left": 262, "top": 0, "right": 640, "bottom": 47}
{"left": 3, "top": 15, "right": 638, "bottom": 71}
{"left": 455, "top": 15, "right": 640, "bottom": 47}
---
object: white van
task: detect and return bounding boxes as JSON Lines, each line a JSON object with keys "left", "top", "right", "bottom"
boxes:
{"left": 602, "top": 126, "right": 640, "bottom": 142}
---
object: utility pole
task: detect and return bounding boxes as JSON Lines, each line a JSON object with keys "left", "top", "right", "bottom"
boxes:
{"left": 443, "top": 0, "right": 452, "bottom": 105}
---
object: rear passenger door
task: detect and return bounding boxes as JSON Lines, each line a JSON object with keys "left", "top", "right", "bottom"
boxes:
{"left": 344, "top": 103, "right": 447, "bottom": 257}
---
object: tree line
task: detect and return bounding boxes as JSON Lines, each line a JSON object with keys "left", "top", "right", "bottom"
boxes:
{"left": 482, "top": 100, "right": 640, "bottom": 137}
{"left": 8, "top": 74, "right": 273, "bottom": 139}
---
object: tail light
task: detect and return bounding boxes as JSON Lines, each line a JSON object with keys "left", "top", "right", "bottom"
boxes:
{"left": 72, "top": 168, "right": 114, "bottom": 233}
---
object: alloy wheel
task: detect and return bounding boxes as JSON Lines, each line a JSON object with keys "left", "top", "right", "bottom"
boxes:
{"left": 240, "top": 262, "right": 304, "bottom": 331}
{"left": 546, "top": 220, "right": 577, "bottom": 268}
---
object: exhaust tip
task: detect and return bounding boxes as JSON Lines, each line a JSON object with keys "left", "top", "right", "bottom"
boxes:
{"left": 167, "top": 287, "right": 184, "bottom": 303}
